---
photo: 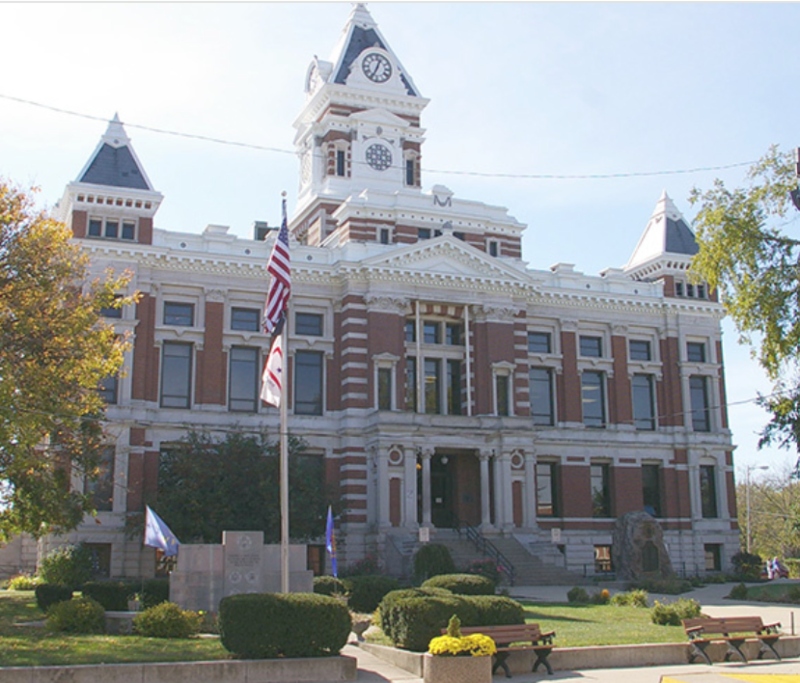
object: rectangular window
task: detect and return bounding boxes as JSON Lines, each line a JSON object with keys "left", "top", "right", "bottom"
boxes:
{"left": 418, "top": 227, "right": 431, "bottom": 240}
{"left": 445, "top": 323, "right": 462, "bottom": 346}
{"left": 580, "top": 335, "right": 603, "bottom": 357}
{"left": 488, "top": 240, "right": 499, "bottom": 257}
{"left": 536, "top": 462, "right": 558, "bottom": 517}
{"left": 99, "top": 374, "right": 119, "bottom": 405}
{"left": 104, "top": 220, "right": 119, "bottom": 239}
{"left": 594, "top": 545, "right": 613, "bottom": 574}
{"left": 85, "top": 446, "right": 115, "bottom": 512}
{"left": 629, "top": 340, "right": 652, "bottom": 361}
{"left": 84, "top": 543, "right": 112, "bottom": 579}
{"left": 687, "top": 283, "right": 695, "bottom": 297}
{"left": 100, "top": 295, "right": 123, "bottom": 319}
{"left": 424, "top": 358, "right": 441, "bottom": 414}
{"left": 591, "top": 463, "right": 611, "bottom": 517}
{"left": 632, "top": 374, "right": 656, "bottom": 430}
{"left": 336, "top": 149, "right": 346, "bottom": 176}
{"left": 163, "top": 302, "right": 194, "bottom": 327}
{"left": 295, "top": 350, "right": 324, "bottom": 415}
{"left": 423, "top": 321, "right": 440, "bottom": 344}
{"left": 528, "top": 331, "right": 552, "bottom": 354}
{"left": 697, "top": 284, "right": 707, "bottom": 299}
{"left": 690, "top": 375, "right": 711, "bottom": 432}
{"left": 529, "top": 367, "right": 554, "bottom": 426}
{"left": 496, "top": 374, "right": 510, "bottom": 416}
{"left": 675, "top": 281, "right": 684, "bottom": 297}
{"left": 404, "top": 320, "right": 416, "bottom": 342}
{"left": 446, "top": 359, "right": 462, "bottom": 415}
{"left": 88, "top": 218, "right": 102, "bottom": 237}
{"left": 700, "top": 465, "right": 718, "bottom": 518}
{"left": 229, "top": 346, "right": 259, "bottom": 412}
{"left": 642, "top": 464, "right": 661, "bottom": 517}
{"left": 405, "top": 158, "right": 415, "bottom": 186}
{"left": 687, "top": 342, "right": 706, "bottom": 363}
{"left": 121, "top": 221, "right": 136, "bottom": 240}
{"left": 160, "top": 341, "right": 192, "bottom": 408}
{"left": 405, "top": 357, "right": 417, "bottom": 412}
{"left": 582, "top": 370, "right": 606, "bottom": 427}
{"left": 704, "top": 544, "right": 721, "bottom": 571}
{"left": 231, "top": 307, "right": 260, "bottom": 331}
{"left": 378, "top": 367, "right": 392, "bottom": 410}
{"left": 296, "top": 312, "right": 323, "bottom": 336}
{"left": 379, "top": 228, "right": 390, "bottom": 245}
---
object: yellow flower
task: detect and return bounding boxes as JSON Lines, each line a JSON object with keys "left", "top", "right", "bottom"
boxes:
{"left": 428, "top": 633, "right": 497, "bottom": 657}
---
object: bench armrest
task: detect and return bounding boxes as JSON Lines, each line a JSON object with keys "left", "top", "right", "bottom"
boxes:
{"left": 759, "top": 622, "right": 781, "bottom": 634}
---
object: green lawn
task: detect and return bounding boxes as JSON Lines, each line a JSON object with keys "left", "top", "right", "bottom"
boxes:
{"left": 518, "top": 601, "right": 685, "bottom": 648}
{"left": 0, "top": 591, "right": 229, "bottom": 667}
{"left": 739, "top": 583, "right": 800, "bottom": 604}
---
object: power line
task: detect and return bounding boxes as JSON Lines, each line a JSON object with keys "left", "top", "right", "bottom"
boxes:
{"left": 0, "top": 92, "right": 758, "bottom": 181}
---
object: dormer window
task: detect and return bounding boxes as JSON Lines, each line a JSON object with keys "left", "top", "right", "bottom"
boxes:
{"left": 87, "top": 217, "right": 136, "bottom": 241}
{"left": 336, "top": 150, "right": 346, "bottom": 177}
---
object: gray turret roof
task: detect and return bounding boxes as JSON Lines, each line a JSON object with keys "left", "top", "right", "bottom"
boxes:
{"left": 625, "top": 191, "right": 698, "bottom": 272}
{"left": 76, "top": 114, "right": 154, "bottom": 191}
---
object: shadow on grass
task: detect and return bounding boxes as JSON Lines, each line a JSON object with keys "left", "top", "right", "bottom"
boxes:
{"left": 522, "top": 608, "right": 593, "bottom": 624}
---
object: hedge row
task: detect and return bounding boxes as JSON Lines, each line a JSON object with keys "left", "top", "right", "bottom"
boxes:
{"left": 421, "top": 573, "right": 496, "bottom": 595}
{"left": 379, "top": 588, "right": 524, "bottom": 652}
{"left": 219, "top": 593, "right": 351, "bottom": 658}
{"left": 81, "top": 579, "right": 170, "bottom": 610}
{"left": 312, "top": 575, "right": 400, "bottom": 613}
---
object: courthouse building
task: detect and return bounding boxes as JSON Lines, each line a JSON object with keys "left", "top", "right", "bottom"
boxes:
{"left": 42, "top": 4, "right": 737, "bottom": 578}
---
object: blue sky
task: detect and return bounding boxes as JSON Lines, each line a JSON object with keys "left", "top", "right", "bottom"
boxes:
{"left": 2, "top": 1, "right": 799, "bottom": 479}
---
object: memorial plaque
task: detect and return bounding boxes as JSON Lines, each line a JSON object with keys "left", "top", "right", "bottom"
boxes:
{"left": 223, "top": 531, "right": 264, "bottom": 595}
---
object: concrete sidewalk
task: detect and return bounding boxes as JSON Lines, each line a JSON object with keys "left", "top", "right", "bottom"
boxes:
{"left": 346, "top": 581, "right": 800, "bottom": 683}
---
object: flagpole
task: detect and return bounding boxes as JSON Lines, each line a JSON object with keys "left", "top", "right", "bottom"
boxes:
{"left": 280, "top": 318, "right": 290, "bottom": 594}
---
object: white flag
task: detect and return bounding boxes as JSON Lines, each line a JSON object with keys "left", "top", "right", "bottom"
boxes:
{"left": 261, "top": 332, "right": 283, "bottom": 407}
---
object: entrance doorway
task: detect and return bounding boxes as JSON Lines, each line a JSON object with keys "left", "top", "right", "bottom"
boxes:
{"left": 417, "top": 451, "right": 481, "bottom": 528}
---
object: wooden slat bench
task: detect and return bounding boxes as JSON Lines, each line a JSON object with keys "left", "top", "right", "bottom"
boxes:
{"left": 443, "top": 623, "right": 556, "bottom": 677}
{"left": 682, "top": 616, "right": 782, "bottom": 665}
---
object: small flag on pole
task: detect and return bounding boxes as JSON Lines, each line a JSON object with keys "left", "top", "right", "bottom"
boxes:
{"left": 325, "top": 505, "right": 338, "bottom": 578}
{"left": 261, "top": 319, "right": 284, "bottom": 408}
{"left": 144, "top": 505, "right": 180, "bottom": 557}
{"left": 262, "top": 199, "right": 291, "bottom": 334}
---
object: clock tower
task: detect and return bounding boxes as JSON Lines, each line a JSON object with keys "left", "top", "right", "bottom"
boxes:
{"left": 292, "top": 3, "right": 429, "bottom": 246}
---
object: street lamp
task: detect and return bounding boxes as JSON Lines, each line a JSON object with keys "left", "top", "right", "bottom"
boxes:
{"left": 745, "top": 464, "right": 769, "bottom": 554}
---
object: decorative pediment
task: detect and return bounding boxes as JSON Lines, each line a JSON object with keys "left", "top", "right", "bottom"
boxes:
{"left": 357, "top": 236, "right": 531, "bottom": 287}
{"left": 350, "top": 108, "right": 409, "bottom": 128}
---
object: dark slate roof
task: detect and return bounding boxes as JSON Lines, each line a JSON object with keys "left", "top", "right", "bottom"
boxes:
{"left": 333, "top": 25, "right": 417, "bottom": 96}
{"left": 79, "top": 143, "right": 150, "bottom": 190}
{"left": 665, "top": 217, "right": 699, "bottom": 256}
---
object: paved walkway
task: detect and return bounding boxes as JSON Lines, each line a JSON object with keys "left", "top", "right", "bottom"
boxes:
{"left": 344, "top": 581, "right": 800, "bottom": 683}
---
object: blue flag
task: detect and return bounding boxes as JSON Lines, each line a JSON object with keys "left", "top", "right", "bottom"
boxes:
{"left": 325, "top": 505, "right": 337, "bottom": 578}
{"left": 144, "top": 505, "right": 180, "bottom": 557}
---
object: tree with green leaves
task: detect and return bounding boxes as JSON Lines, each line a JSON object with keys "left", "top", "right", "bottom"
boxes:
{"left": 155, "top": 430, "right": 339, "bottom": 544}
{"left": 0, "top": 180, "right": 132, "bottom": 540}
{"left": 690, "top": 145, "right": 800, "bottom": 456}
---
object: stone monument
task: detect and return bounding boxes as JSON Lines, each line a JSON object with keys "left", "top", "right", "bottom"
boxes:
{"left": 611, "top": 511, "right": 674, "bottom": 581}
{"left": 169, "top": 531, "right": 314, "bottom": 612}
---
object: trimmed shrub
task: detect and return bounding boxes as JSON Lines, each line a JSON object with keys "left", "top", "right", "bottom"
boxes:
{"left": 727, "top": 583, "right": 749, "bottom": 600}
{"left": 141, "top": 578, "right": 170, "bottom": 609}
{"left": 313, "top": 575, "right": 348, "bottom": 596}
{"left": 465, "top": 558, "right": 500, "bottom": 585}
{"left": 378, "top": 587, "right": 453, "bottom": 636}
{"left": 38, "top": 544, "right": 93, "bottom": 589}
{"left": 413, "top": 544, "right": 455, "bottom": 581}
{"left": 610, "top": 589, "right": 649, "bottom": 607}
{"left": 345, "top": 575, "right": 399, "bottom": 613}
{"left": 784, "top": 558, "right": 800, "bottom": 579}
{"left": 650, "top": 598, "right": 701, "bottom": 626}
{"left": 567, "top": 586, "right": 589, "bottom": 603}
{"left": 35, "top": 584, "right": 73, "bottom": 612}
{"left": 465, "top": 595, "right": 525, "bottom": 625}
{"left": 46, "top": 596, "right": 105, "bottom": 634}
{"left": 133, "top": 601, "right": 202, "bottom": 638}
{"left": 422, "top": 573, "right": 495, "bottom": 596}
{"left": 7, "top": 574, "right": 42, "bottom": 591}
{"left": 219, "top": 592, "right": 351, "bottom": 658}
{"left": 82, "top": 581, "right": 140, "bottom": 611}
{"left": 731, "top": 551, "right": 763, "bottom": 582}
{"left": 631, "top": 577, "right": 693, "bottom": 595}
{"left": 380, "top": 595, "right": 478, "bottom": 652}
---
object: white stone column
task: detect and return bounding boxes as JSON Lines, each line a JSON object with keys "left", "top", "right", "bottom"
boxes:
{"left": 420, "top": 448, "right": 433, "bottom": 527}
{"left": 478, "top": 449, "right": 493, "bottom": 529}
{"left": 403, "top": 446, "right": 419, "bottom": 527}
{"left": 524, "top": 451, "right": 538, "bottom": 529}
{"left": 494, "top": 451, "right": 514, "bottom": 530}
{"left": 376, "top": 447, "right": 390, "bottom": 529}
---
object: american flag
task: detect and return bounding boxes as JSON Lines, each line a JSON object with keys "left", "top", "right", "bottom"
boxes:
{"left": 262, "top": 199, "right": 290, "bottom": 334}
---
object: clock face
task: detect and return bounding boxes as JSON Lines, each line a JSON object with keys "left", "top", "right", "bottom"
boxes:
{"left": 362, "top": 52, "right": 392, "bottom": 83}
{"left": 365, "top": 144, "right": 392, "bottom": 171}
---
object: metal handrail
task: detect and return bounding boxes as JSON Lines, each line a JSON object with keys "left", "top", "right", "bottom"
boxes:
{"left": 454, "top": 518, "right": 516, "bottom": 586}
